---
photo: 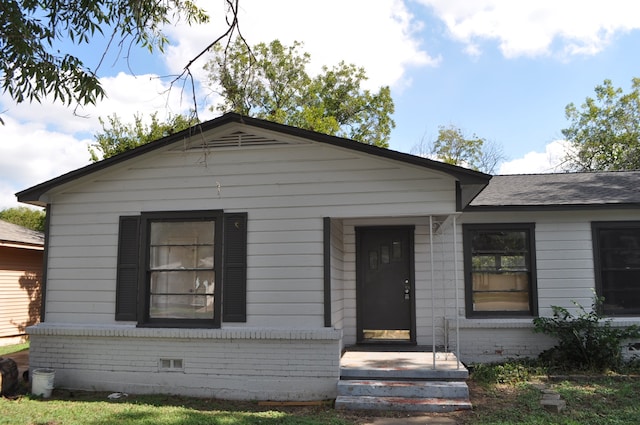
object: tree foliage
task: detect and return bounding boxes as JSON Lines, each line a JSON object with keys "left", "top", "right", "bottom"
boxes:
{"left": 0, "top": 0, "right": 209, "bottom": 108}
{"left": 89, "top": 112, "right": 198, "bottom": 161}
{"left": 0, "top": 207, "right": 45, "bottom": 232}
{"left": 205, "top": 39, "right": 395, "bottom": 147}
{"left": 412, "top": 125, "right": 505, "bottom": 173}
{"left": 563, "top": 78, "right": 640, "bottom": 171}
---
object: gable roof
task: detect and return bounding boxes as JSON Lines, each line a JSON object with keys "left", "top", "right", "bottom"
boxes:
{"left": 17, "top": 113, "right": 491, "bottom": 207}
{"left": 467, "top": 171, "right": 640, "bottom": 210}
{"left": 0, "top": 219, "right": 44, "bottom": 249}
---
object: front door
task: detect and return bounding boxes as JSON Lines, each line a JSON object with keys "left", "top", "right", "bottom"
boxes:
{"left": 356, "top": 226, "right": 415, "bottom": 344}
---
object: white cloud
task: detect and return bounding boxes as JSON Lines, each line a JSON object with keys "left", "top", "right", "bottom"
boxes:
{"left": 1, "top": 72, "right": 194, "bottom": 136}
{"left": 417, "top": 0, "right": 640, "bottom": 58}
{"left": 0, "top": 72, "right": 197, "bottom": 210}
{"left": 0, "top": 116, "right": 91, "bottom": 209}
{"left": 498, "top": 139, "right": 570, "bottom": 174}
{"left": 164, "top": 0, "right": 438, "bottom": 92}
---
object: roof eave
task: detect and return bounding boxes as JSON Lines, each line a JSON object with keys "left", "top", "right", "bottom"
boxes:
{"left": 16, "top": 113, "right": 491, "bottom": 205}
{"left": 464, "top": 202, "right": 640, "bottom": 212}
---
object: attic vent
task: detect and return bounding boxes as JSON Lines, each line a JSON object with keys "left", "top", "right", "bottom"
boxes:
{"left": 181, "top": 130, "right": 298, "bottom": 151}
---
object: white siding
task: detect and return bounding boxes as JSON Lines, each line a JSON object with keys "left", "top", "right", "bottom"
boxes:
{"left": 455, "top": 209, "right": 640, "bottom": 361}
{"left": 43, "top": 134, "right": 457, "bottom": 327}
{"left": 458, "top": 210, "right": 640, "bottom": 315}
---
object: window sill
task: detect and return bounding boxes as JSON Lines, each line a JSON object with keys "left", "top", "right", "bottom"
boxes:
{"left": 451, "top": 318, "right": 536, "bottom": 329}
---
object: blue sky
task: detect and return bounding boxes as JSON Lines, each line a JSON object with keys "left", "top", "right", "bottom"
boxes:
{"left": 2, "top": 0, "right": 640, "bottom": 208}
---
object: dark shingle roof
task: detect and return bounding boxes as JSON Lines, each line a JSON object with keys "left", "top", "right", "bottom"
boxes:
{"left": 0, "top": 220, "right": 44, "bottom": 247}
{"left": 468, "top": 171, "right": 640, "bottom": 210}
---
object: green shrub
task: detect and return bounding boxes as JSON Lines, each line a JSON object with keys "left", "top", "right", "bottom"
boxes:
{"left": 533, "top": 296, "right": 640, "bottom": 372}
{"left": 471, "top": 360, "right": 537, "bottom": 385}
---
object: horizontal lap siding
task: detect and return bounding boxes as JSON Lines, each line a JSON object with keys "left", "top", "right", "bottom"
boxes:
{"left": 417, "top": 221, "right": 462, "bottom": 347}
{"left": 45, "top": 142, "right": 456, "bottom": 326}
{"left": 460, "top": 210, "right": 640, "bottom": 317}
{"left": 0, "top": 247, "right": 42, "bottom": 340}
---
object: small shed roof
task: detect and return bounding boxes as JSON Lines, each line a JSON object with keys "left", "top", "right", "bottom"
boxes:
{"left": 468, "top": 171, "right": 640, "bottom": 210}
{"left": 0, "top": 220, "right": 44, "bottom": 249}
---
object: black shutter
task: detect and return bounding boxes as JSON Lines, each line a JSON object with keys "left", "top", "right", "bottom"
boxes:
{"left": 115, "top": 216, "right": 140, "bottom": 321}
{"left": 222, "top": 213, "right": 247, "bottom": 322}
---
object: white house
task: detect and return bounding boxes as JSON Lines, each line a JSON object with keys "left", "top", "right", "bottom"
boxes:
{"left": 17, "top": 113, "right": 640, "bottom": 401}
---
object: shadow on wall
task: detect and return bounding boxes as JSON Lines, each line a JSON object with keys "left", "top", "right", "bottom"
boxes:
{"left": 10, "top": 272, "right": 42, "bottom": 337}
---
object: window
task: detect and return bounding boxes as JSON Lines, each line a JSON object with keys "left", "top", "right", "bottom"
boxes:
{"left": 463, "top": 223, "right": 537, "bottom": 317}
{"left": 145, "top": 211, "right": 221, "bottom": 325}
{"left": 115, "top": 211, "right": 247, "bottom": 327}
{"left": 593, "top": 222, "right": 640, "bottom": 316}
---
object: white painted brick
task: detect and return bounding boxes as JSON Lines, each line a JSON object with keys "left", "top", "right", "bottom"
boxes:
{"left": 29, "top": 326, "right": 341, "bottom": 400}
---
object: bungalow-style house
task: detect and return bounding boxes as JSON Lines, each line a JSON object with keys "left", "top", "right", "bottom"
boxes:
{"left": 0, "top": 220, "right": 43, "bottom": 346}
{"left": 17, "top": 113, "right": 640, "bottom": 402}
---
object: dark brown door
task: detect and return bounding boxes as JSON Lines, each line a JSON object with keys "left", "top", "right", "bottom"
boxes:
{"left": 356, "top": 226, "right": 415, "bottom": 343}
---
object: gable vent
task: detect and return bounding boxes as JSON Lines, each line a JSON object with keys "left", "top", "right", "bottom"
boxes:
{"left": 176, "top": 130, "right": 308, "bottom": 151}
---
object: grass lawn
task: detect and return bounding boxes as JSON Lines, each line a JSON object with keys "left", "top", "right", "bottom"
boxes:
{"left": 0, "top": 392, "right": 358, "bottom": 425}
{"left": 2, "top": 377, "right": 639, "bottom": 424}
{"left": 463, "top": 378, "right": 640, "bottom": 424}
{"left": 0, "top": 342, "right": 28, "bottom": 357}
{"left": 2, "top": 348, "right": 640, "bottom": 424}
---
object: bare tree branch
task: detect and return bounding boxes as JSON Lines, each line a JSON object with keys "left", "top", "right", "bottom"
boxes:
{"left": 158, "top": 0, "right": 253, "bottom": 121}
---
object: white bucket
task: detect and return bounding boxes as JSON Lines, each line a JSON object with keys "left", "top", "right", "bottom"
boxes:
{"left": 32, "top": 368, "right": 55, "bottom": 398}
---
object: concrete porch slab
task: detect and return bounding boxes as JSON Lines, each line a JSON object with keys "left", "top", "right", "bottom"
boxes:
{"left": 340, "top": 351, "right": 468, "bottom": 380}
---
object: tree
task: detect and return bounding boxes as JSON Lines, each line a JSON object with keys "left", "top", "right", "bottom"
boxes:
{"left": 1, "top": 1, "right": 243, "bottom": 119}
{"left": 562, "top": 78, "right": 640, "bottom": 171}
{"left": 205, "top": 39, "right": 395, "bottom": 147}
{"left": 0, "top": 207, "right": 45, "bottom": 232}
{"left": 89, "top": 112, "right": 198, "bottom": 161}
{"left": 411, "top": 125, "right": 505, "bottom": 174}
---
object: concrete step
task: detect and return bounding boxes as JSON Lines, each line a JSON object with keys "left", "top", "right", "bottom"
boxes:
{"left": 340, "top": 366, "right": 468, "bottom": 381}
{"left": 338, "top": 379, "right": 469, "bottom": 399}
{"left": 335, "top": 395, "right": 472, "bottom": 413}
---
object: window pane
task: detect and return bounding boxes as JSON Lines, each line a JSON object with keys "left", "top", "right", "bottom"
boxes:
{"left": 472, "top": 272, "right": 529, "bottom": 291}
{"left": 149, "top": 294, "right": 214, "bottom": 319}
{"left": 150, "top": 271, "right": 215, "bottom": 294}
{"left": 150, "top": 221, "right": 215, "bottom": 270}
{"left": 392, "top": 240, "right": 402, "bottom": 259}
{"left": 151, "top": 221, "right": 214, "bottom": 245}
{"left": 473, "top": 291, "right": 530, "bottom": 311}
{"left": 472, "top": 231, "right": 527, "bottom": 252}
{"left": 596, "top": 225, "right": 640, "bottom": 315}
{"left": 381, "top": 245, "right": 390, "bottom": 264}
{"left": 467, "top": 226, "right": 533, "bottom": 315}
{"left": 369, "top": 250, "right": 378, "bottom": 270}
{"left": 148, "top": 218, "right": 216, "bottom": 321}
{"left": 149, "top": 271, "right": 215, "bottom": 319}
{"left": 500, "top": 255, "right": 526, "bottom": 270}
{"left": 601, "top": 270, "right": 640, "bottom": 313}
{"left": 150, "top": 245, "right": 214, "bottom": 269}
